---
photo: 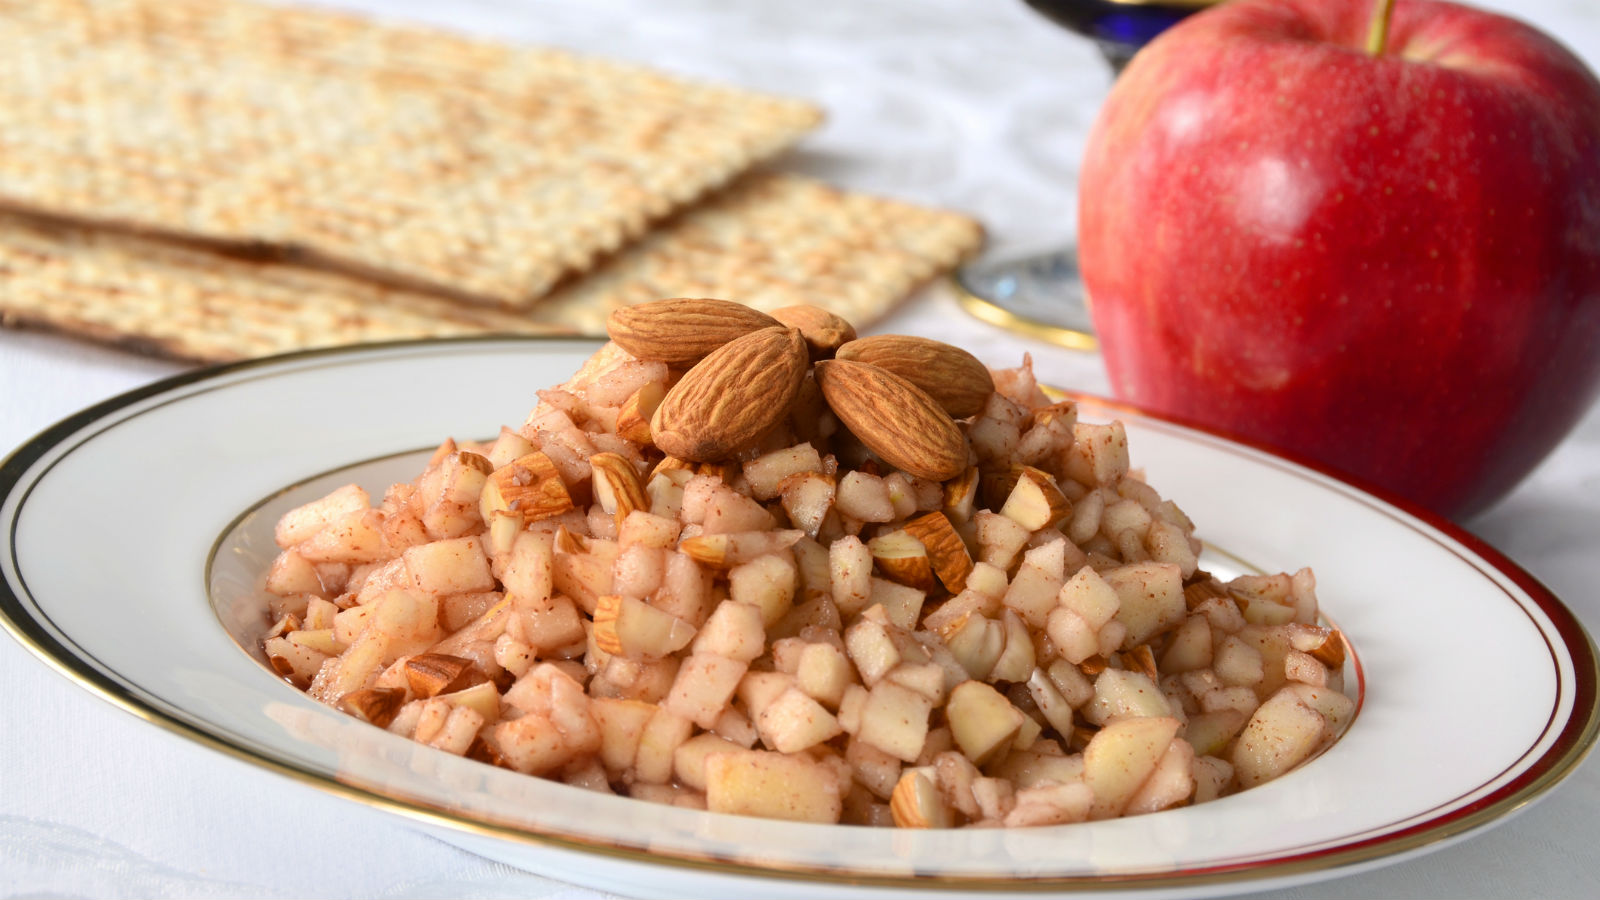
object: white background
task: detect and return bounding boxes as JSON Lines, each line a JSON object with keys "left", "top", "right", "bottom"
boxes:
{"left": 3, "top": 0, "right": 1598, "bottom": 897}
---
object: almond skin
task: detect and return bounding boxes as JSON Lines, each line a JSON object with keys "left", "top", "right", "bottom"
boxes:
{"left": 836, "top": 335, "right": 995, "bottom": 418}
{"left": 651, "top": 326, "right": 809, "bottom": 462}
{"left": 814, "top": 358, "right": 968, "bottom": 482}
{"left": 770, "top": 304, "right": 857, "bottom": 360}
{"left": 607, "top": 298, "right": 781, "bottom": 366}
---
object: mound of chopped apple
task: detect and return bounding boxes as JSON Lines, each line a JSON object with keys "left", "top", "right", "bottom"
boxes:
{"left": 259, "top": 304, "right": 1354, "bottom": 828}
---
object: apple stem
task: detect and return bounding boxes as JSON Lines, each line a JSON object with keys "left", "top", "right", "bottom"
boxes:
{"left": 1366, "top": 0, "right": 1397, "bottom": 56}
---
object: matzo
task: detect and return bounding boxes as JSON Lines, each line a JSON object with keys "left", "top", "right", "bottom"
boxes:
{"left": 0, "top": 174, "right": 984, "bottom": 364}
{"left": 0, "top": 0, "right": 822, "bottom": 307}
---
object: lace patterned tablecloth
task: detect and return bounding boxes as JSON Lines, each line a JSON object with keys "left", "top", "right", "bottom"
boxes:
{"left": 3, "top": 1, "right": 1598, "bottom": 897}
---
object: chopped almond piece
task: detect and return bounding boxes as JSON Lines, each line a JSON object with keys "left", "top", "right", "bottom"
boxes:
{"left": 900, "top": 511, "right": 973, "bottom": 594}
{"left": 404, "top": 653, "right": 487, "bottom": 698}
{"left": 339, "top": 687, "right": 406, "bottom": 729}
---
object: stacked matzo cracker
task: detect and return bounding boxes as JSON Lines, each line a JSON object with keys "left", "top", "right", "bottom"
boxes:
{"left": 0, "top": 0, "right": 983, "bottom": 363}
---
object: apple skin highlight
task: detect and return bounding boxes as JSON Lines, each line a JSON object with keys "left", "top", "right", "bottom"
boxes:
{"left": 1078, "top": 0, "right": 1600, "bottom": 519}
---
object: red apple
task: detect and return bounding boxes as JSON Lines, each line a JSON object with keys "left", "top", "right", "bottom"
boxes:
{"left": 1078, "top": 0, "right": 1600, "bottom": 519}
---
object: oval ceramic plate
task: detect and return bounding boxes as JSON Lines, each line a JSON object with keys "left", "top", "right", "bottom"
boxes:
{"left": 2, "top": 337, "right": 1595, "bottom": 899}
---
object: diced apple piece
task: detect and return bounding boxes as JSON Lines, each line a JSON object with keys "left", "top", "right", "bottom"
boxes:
{"left": 438, "top": 680, "right": 500, "bottom": 723}
{"left": 618, "top": 509, "right": 681, "bottom": 550}
{"left": 1058, "top": 565, "right": 1121, "bottom": 629}
{"left": 1065, "top": 421, "right": 1130, "bottom": 487}
{"left": 634, "top": 706, "right": 696, "bottom": 785}
{"left": 836, "top": 683, "right": 870, "bottom": 734}
{"left": 403, "top": 536, "right": 493, "bottom": 598}
{"left": 488, "top": 712, "right": 571, "bottom": 775}
{"left": 757, "top": 687, "right": 843, "bottom": 753}
{"left": 679, "top": 530, "right": 804, "bottom": 569}
{"left": 974, "top": 510, "right": 1030, "bottom": 572}
{"left": 1231, "top": 687, "right": 1327, "bottom": 788}
{"left": 1201, "top": 685, "right": 1263, "bottom": 717}
{"left": 704, "top": 749, "right": 843, "bottom": 824}
{"left": 1145, "top": 518, "right": 1199, "bottom": 579}
{"left": 1003, "top": 780, "right": 1095, "bottom": 827}
{"left": 836, "top": 471, "right": 896, "bottom": 523}
{"left": 287, "top": 627, "right": 343, "bottom": 657}
{"left": 710, "top": 705, "right": 759, "bottom": 748}
{"left": 420, "top": 451, "right": 492, "bottom": 539}
{"left": 693, "top": 600, "right": 767, "bottom": 662}
{"left": 276, "top": 484, "right": 370, "bottom": 548}
{"left": 1289, "top": 683, "right": 1357, "bottom": 736}
{"left": 1214, "top": 635, "right": 1265, "bottom": 687}
{"left": 965, "top": 561, "right": 1009, "bottom": 601}
{"left": 673, "top": 732, "right": 746, "bottom": 792}
{"left": 664, "top": 652, "right": 749, "bottom": 729}
{"left": 611, "top": 543, "right": 665, "bottom": 599}
{"left": 1160, "top": 614, "right": 1213, "bottom": 673}
{"left": 946, "top": 680, "right": 1026, "bottom": 766}
{"left": 922, "top": 587, "right": 1001, "bottom": 635}
{"left": 778, "top": 471, "right": 837, "bottom": 538}
{"left": 1046, "top": 658, "right": 1096, "bottom": 708}
{"left": 1082, "top": 715, "right": 1181, "bottom": 819}
{"left": 1082, "top": 668, "right": 1174, "bottom": 726}
{"left": 1045, "top": 607, "right": 1100, "bottom": 665}
{"left": 988, "top": 609, "right": 1036, "bottom": 684}
{"left": 737, "top": 671, "right": 797, "bottom": 721}
{"left": 885, "top": 662, "right": 947, "bottom": 705}
{"left": 1123, "top": 737, "right": 1196, "bottom": 816}
{"left": 1284, "top": 649, "right": 1329, "bottom": 687}
{"left": 484, "top": 426, "right": 536, "bottom": 470}
{"left": 701, "top": 483, "right": 778, "bottom": 535}
{"left": 296, "top": 509, "right": 388, "bottom": 564}
{"left": 265, "top": 549, "right": 325, "bottom": 597}
{"left": 829, "top": 535, "right": 874, "bottom": 616}
{"left": 591, "top": 594, "right": 696, "bottom": 659}
{"left": 869, "top": 577, "right": 926, "bottom": 631}
{"left": 937, "top": 612, "right": 1005, "bottom": 681}
{"left": 515, "top": 593, "right": 586, "bottom": 654}
{"left": 858, "top": 681, "right": 935, "bottom": 762}
{"left": 1026, "top": 667, "right": 1075, "bottom": 738}
{"left": 991, "top": 746, "right": 1086, "bottom": 790}
{"left": 844, "top": 616, "right": 901, "bottom": 687}
{"left": 1003, "top": 552, "right": 1065, "bottom": 628}
{"left": 729, "top": 550, "right": 796, "bottom": 627}
{"left": 745, "top": 443, "right": 825, "bottom": 500}
{"left": 1192, "top": 755, "right": 1235, "bottom": 803}
{"left": 1235, "top": 625, "right": 1293, "bottom": 697}
{"left": 795, "top": 641, "right": 854, "bottom": 708}
{"left": 1182, "top": 708, "right": 1249, "bottom": 758}
{"left": 1100, "top": 498, "right": 1152, "bottom": 543}
{"left": 1104, "top": 562, "right": 1185, "bottom": 648}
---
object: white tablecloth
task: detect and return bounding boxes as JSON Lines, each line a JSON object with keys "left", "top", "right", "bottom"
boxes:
{"left": 3, "top": 1, "right": 1598, "bottom": 897}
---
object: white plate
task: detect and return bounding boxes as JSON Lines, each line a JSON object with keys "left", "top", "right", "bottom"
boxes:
{"left": 2, "top": 337, "right": 1594, "bottom": 899}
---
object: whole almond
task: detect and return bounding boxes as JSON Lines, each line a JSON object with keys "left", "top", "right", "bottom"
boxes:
{"left": 770, "top": 304, "right": 857, "bottom": 360}
{"left": 651, "top": 326, "right": 809, "bottom": 462}
{"left": 836, "top": 335, "right": 995, "bottom": 418}
{"left": 607, "top": 298, "right": 781, "bottom": 366}
{"left": 814, "top": 358, "right": 968, "bottom": 482}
